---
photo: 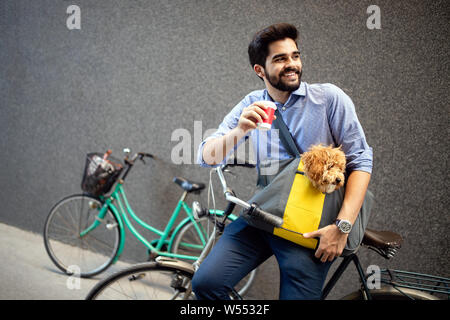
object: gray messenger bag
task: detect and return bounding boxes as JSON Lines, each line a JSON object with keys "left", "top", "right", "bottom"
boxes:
{"left": 241, "top": 109, "right": 374, "bottom": 255}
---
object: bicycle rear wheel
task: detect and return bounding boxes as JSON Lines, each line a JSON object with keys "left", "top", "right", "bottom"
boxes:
{"left": 171, "top": 216, "right": 257, "bottom": 297}
{"left": 86, "top": 262, "right": 194, "bottom": 300}
{"left": 342, "top": 286, "right": 440, "bottom": 300}
{"left": 43, "top": 194, "right": 121, "bottom": 278}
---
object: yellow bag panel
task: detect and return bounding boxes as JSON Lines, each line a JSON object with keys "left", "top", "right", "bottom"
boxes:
{"left": 273, "top": 160, "right": 324, "bottom": 249}
{"left": 273, "top": 226, "right": 318, "bottom": 249}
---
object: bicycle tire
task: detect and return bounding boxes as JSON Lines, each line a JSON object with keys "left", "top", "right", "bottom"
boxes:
{"left": 171, "top": 216, "right": 257, "bottom": 297}
{"left": 341, "top": 286, "right": 440, "bottom": 300}
{"left": 43, "top": 194, "right": 121, "bottom": 278}
{"left": 86, "top": 261, "right": 194, "bottom": 300}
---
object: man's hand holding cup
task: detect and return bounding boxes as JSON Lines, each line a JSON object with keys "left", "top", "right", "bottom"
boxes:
{"left": 237, "top": 101, "right": 277, "bottom": 134}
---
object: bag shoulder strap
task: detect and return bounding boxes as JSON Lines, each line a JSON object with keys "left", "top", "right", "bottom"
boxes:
{"left": 256, "top": 107, "right": 302, "bottom": 187}
{"left": 273, "top": 108, "right": 302, "bottom": 157}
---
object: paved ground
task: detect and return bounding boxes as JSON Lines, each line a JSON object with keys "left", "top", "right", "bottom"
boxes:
{"left": 0, "top": 222, "right": 134, "bottom": 300}
{"left": 0, "top": 221, "right": 356, "bottom": 300}
{"left": 1, "top": 222, "right": 266, "bottom": 300}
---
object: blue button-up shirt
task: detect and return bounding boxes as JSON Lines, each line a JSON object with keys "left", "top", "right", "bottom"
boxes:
{"left": 197, "top": 82, "right": 373, "bottom": 174}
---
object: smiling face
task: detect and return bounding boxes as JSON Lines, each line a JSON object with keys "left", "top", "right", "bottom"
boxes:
{"left": 255, "top": 38, "right": 303, "bottom": 93}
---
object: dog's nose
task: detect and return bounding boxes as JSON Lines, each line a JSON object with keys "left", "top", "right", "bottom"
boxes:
{"left": 335, "top": 178, "right": 341, "bottom": 184}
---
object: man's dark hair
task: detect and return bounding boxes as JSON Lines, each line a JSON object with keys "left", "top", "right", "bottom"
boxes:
{"left": 248, "top": 23, "right": 298, "bottom": 69}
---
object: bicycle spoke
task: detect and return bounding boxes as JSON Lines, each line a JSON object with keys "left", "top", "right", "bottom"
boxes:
{"left": 54, "top": 210, "right": 77, "bottom": 234}
{"left": 109, "top": 281, "right": 136, "bottom": 300}
{"left": 44, "top": 195, "right": 120, "bottom": 277}
{"left": 64, "top": 204, "right": 80, "bottom": 231}
{"left": 83, "top": 233, "right": 114, "bottom": 252}
{"left": 50, "top": 224, "right": 79, "bottom": 238}
{"left": 88, "top": 265, "right": 193, "bottom": 300}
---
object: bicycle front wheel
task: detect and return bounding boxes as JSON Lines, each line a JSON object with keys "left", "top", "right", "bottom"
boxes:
{"left": 86, "top": 262, "right": 194, "bottom": 300}
{"left": 171, "top": 216, "right": 257, "bottom": 297}
{"left": 43, "top": 194, "right": 121, "bottom": 278}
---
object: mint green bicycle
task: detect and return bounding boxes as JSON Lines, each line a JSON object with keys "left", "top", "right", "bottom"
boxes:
{"left": 43, "top": 149, "right": 256, "bottom": 296}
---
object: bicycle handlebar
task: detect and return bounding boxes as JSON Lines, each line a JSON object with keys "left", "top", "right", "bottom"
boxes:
{"left": 126, "top": 151, "right": 155, "bottom": 164}
{"left": 215, "top": 165, "right": 283, "bottom": 228}
{"left": 222, "top": 160, "right": 256, "bottom": 171}
{"left": 246, "top": 203, "right": 284, "bottom": 228}
{"left": 121, "top": 150, "right": 155, "bottom": 180}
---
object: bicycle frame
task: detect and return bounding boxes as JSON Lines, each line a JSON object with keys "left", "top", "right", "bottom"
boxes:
{"left": 321, "top": 253, "right": 372, "bottom": 300}
{"left": 79, "top": 180, "right": 236, "bottom": 263}
{"left": 321, "top": 251, "right": 449, "bottom": 300}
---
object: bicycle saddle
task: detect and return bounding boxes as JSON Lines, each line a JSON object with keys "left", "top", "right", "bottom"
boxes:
{"left": 173, "top": 177, "right": 205, "bottom": 193}
{"left": 362, "top": 228, "right": 403, "bottom": 259}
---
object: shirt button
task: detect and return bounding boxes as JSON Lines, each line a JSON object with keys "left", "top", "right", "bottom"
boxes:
{"left": 282, "top": 107, "right": 286, "bottom": 111}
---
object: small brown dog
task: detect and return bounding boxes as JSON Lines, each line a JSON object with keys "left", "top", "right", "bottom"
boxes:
{"left": 301, "top": 144, "right": 346, "bottom": 193}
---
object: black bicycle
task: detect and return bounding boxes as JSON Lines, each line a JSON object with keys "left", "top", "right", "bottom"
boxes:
{"left": 86, "top": 163, "right": 449, "bottom": 300}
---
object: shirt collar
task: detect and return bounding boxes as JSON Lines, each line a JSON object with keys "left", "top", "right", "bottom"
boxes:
{"left": 293, "top": 81, "right": 306, "bottom": 96}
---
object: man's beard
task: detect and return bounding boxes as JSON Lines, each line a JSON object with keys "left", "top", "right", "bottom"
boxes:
{"left": 266, "top": 67, "right": 302, "bottom": 92}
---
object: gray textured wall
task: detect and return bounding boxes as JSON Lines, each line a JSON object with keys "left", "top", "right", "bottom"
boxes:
{"left": 1, "top": 0, "right": 449, "bottom": 299}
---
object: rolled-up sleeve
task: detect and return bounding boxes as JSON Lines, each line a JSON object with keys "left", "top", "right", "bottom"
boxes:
{"left": 197, "top": 97, "right": 250, "bottom": 167}
{"left": 325, "top": 84, "right": 373, "bottom": 174}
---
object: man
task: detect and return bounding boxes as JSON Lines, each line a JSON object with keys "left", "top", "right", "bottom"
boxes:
{"left": 192, "top": 23, "right": 373, "bottom": 299}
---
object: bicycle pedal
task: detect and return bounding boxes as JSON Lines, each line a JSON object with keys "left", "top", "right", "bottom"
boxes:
{"left": 170, "top": 274, "right": 187, "bottom": 292}
{"left": 128, "top": 273, "right": 146, "bottom": 282}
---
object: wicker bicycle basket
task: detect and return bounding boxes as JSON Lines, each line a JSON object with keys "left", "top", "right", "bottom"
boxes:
{"left": 81, "top": 152, "right": 124, "bottom": 196}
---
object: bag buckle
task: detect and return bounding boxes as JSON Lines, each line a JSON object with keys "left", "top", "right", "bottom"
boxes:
{"left": 246, "top": 203, "right": 258, "bottom": 217}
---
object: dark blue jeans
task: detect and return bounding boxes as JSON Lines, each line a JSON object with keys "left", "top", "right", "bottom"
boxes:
{"left": 191, "top": 217, "right": 334, "bottom": 300}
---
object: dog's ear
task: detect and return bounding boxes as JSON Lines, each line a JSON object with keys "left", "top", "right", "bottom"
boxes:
{"left": 301, "top": 149, "right": 325, "bottom": 182}
{"left": 331, "top": 147, "right": 347, "bottom": 169}
{"left": 301, "top": 151, "right": 312, "bottom": 171}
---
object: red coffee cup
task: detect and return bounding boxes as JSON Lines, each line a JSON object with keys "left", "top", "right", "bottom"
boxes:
{"left": 257, "top": 101, "right": 277, "bottom": 130}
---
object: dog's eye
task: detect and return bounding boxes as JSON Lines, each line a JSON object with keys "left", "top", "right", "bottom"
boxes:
{"left": 327, "top": 164, "right": 334, "bottom": 169}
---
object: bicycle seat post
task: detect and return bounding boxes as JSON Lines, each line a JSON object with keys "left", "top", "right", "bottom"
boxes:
{"left": 179, "top": 190, "right": 188, "bottom": 203}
